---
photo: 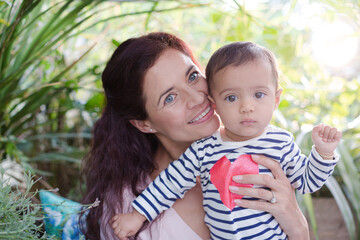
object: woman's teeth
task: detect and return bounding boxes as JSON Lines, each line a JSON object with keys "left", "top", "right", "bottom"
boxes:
{"left": 188, "top": 106, "right": 211, "bottom": 124}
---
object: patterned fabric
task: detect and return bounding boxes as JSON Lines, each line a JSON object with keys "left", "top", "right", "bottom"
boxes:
{"left": 133, "top": 125, "right": 339, "bottom": 240}
{"left": 100, "top": 180, "right": 204, "bottom": 240}
{"left": 39, "top": 190, "right": 84, "bottom": 239}
{"left": 62, "top": 211, "right": 86, "bottom": 240}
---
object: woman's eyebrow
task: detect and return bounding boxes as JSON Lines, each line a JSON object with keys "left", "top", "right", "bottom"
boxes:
{"left": 186, "top": 65, "right": 195, "bottom": 77}
{"left": 157, "top": 87, "right": 174, "bottom": 106}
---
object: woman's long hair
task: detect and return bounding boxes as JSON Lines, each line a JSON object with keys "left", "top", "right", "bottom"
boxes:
{"left": 80, "top": 32, "right": 198, "bottom": 239}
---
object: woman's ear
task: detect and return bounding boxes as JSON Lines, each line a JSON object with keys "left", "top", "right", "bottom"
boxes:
{"left": 208, "top": 95, "right": 216, "bottom": 109}
{"left": 129, "top": 119, "right": 154, "bottom": 133}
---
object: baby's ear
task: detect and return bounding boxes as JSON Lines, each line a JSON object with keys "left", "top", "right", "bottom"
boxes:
{"left": 274, "top": 88, "right": 283, "bottom": 108}
{"left": 208, "top": 95, "right": 216, "bottom": 109}
{"left": 129, "top": 119, "right": 154, "bottom": 133}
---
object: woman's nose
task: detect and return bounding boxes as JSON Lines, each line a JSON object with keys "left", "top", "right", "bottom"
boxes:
{"left": 186, "top": 88, "right": 205, "bottom": 109}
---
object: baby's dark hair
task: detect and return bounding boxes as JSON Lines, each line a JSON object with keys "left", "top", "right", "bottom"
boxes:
{"left": 205, "top": 42, "right": 279, "bottom": 91}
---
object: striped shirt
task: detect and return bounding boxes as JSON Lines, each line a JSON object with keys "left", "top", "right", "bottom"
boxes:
{"left": 133, "top": 125, "right": 339, "bottom": 239}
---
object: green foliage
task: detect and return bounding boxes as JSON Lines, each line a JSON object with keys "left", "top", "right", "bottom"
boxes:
{"left": 0, "top": 0, "right": 101, "bottom": 171}
{"left": 0, "top": 0, "right": 359, "bottom": 238}
{"left": 296, "top": 130, "right": 359, "bottom": 239}
{"left": 302, "top": 193, "right": 319, "bottom": 240}
{"left": 326, "top": 175, "right": 357, "bottom": 240}
{"left": 0, "top": 170, "right": 56, "bottom": 239}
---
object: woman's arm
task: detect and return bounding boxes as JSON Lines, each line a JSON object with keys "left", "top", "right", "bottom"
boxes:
{"left": 229, "top": 155, "right": 310, "bottom": 240}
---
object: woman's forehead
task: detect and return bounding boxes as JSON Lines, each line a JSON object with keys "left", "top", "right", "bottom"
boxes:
{"left": 151, "top": 49, "right": 193, "bottom": 74}
{"left": 143, "top": 49, "right": 194, "bottom": 101}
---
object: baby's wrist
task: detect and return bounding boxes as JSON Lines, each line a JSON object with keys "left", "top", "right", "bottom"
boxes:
{"left": 133, "top": 210, "right": 147, "bottom": 222}
{"left": 315, "top": 147, "right": 334, "bottom": 159}
{"left": 318, "top": 153, "right": 334, "bottom": 160}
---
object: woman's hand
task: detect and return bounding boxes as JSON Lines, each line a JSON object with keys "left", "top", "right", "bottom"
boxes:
{"left": 229, "top": 155, "right": 310, "bottom": 240}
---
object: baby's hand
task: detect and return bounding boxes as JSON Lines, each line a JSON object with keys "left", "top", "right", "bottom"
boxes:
{"left": 312, "top": 124, "right": 342, "bottom": 159}
{"left": 111, "top": 210, "right": 146, "bottom": 239}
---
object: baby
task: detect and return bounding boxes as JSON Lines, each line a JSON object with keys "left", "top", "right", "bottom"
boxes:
{"left": 111, "top": 42, "right": 342, "bottom": 239}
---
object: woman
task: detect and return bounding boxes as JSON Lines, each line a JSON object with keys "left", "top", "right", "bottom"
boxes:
{"left": 81, "top": 32, "right": 309, "bottom": 239}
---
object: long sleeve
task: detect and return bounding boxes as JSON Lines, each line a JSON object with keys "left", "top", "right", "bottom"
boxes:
{"left": 100, "top": 180, "right": 203, "bottom": 240}
{"left": 132, "top": 143, "right": 201, "bottom": 221}
{"left": 280, "top": 137, "right": 339, "bottom": 194}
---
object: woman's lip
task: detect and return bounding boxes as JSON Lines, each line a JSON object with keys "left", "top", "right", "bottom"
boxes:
{"left": 188, "top": 104, "right": 213, "bottom": 124}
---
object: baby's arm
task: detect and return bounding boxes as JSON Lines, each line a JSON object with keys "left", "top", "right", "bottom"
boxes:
{"left": 279, "top": 124, "right": 341, "bottom": 194}
{"left": 110, "top": 142, "right": 202, "bottom": 238}
{"left": 111, "top": 210, "right": 146, "bottom": 239}
{"left": 312, "top": 124, "right": 342, "bottom": 159}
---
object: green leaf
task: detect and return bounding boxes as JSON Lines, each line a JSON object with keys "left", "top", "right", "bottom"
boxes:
{"left": 337, "top": 141, "right": 360, "bottom": 220}
{"left": 0, "top": 18, "right": 9, "bottom": 26}
{"left": 303, "top": 194, "right": 319, "bottom": 240}
{"left": 325, "top": 176, "right": 357, "bottom": 240}
{"left": 112, "top": 39, "right": 121, "bottom": 47}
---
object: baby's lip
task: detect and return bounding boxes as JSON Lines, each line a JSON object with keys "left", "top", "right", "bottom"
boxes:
{"left": 240, "top": 119, "right": 256, "bottom": 124}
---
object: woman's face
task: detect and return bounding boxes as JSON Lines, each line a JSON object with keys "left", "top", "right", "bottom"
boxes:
{"left": 142, "top": 49, "right": 220, "bottom": 144}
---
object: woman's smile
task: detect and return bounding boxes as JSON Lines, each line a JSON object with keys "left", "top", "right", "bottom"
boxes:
{"left": 188, "top": 105, "right": 213, "bottom": 124}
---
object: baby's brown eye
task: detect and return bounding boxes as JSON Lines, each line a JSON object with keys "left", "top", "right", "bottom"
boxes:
{"left": 254, "top": 92, "right": 265, "bottom": 98}
{"left": 225, "top": 95, "right": 238, "bottom": 102}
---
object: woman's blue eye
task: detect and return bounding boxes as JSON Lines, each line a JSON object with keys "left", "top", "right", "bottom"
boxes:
{"left": 254, "top": 92, "right": 265, "bottom": 98}
{"left": 225, "top": 95, "right": 238, "bottom": 102}
{"left": 165, "top": 94, "right": 175, "bottom": 104}
{"left": 189, "top": 72, "right": 198, "bottom": 82}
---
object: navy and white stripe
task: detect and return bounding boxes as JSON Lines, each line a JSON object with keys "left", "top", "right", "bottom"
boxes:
{"left": 133, "top": 125, "right": 338, "bottom": 239}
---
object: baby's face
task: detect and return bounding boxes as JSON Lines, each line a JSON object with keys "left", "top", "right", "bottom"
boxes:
{"left": 210, "top": 58, "right": 282, "bottom": 141}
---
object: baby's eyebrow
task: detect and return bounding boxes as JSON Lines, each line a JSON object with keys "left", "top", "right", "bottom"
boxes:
{"left": 219, "top": 88, "right": 237, "bottom": 95}
{"left": 255, "top": 86, "right": 271, "bottom": 90}
{"left": 218, "top": 85, "right": 272, "bottom": 95}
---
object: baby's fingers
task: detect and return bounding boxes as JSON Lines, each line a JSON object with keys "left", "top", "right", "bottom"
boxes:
{"left": 113, "top": 224, "right": 131, "bottom": 239}
{"left": 322, "top": 126, "right": 341, "bottom": 142}
{"left": 321, "top": 125, "right": 331, "bottom": 141}
{"left": 111, "top": 214, "right": 119, "bottom": 223}
{"left": 326, "top": 127, "right": 337, "bottom": 141}
{"left": 334, "top": 130, "right": 342, "bottom": 141}
{"left": 313, "top": 124, "right": 324, "bottom": 137}
{"left": 111, "top": 220, "right": 118, "bottom": 230}
{"left": 115, "top": 228, "right": 128, "bottom": 239}
{"left": 313, "top": 124, "right": 342, "bottom": 143}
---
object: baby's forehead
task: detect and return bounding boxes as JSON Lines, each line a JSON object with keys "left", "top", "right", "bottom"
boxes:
{"left": 209, "top": 59, "right": 278, "bottom": 90}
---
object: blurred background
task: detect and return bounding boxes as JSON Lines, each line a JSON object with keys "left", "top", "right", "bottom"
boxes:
{"left": 0, "top": 0, "right": 359, "bottom": 239}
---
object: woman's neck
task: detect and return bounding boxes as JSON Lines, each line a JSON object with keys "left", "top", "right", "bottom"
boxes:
{"left": 150, "top": 136, "right": 192, "bottom": 180}
{"left": 157, "top": 134, "right": 192, "bottom": 160}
